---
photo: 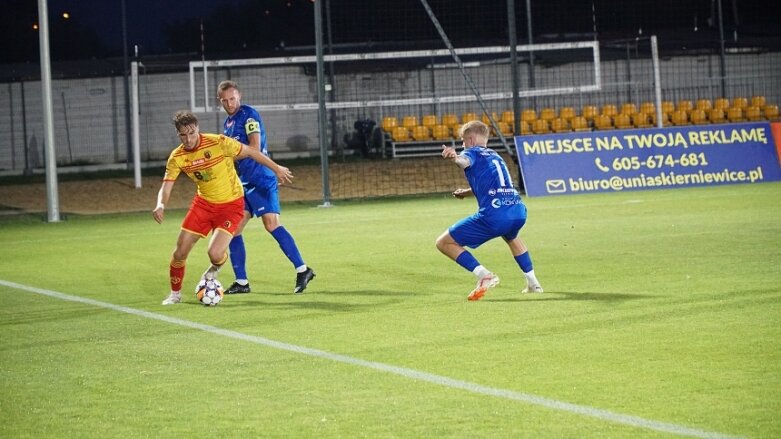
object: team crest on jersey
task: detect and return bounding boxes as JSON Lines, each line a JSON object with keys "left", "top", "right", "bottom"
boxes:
{"left": 488, "top": 189, "right": 497, "bottom": 196}
{"left": 204, "top": 151, "right": 211, "bottom": 159}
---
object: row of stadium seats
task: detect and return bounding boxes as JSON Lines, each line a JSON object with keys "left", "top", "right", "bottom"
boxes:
{"left": 382, "top": 96, "right": 779, "bottom": 141}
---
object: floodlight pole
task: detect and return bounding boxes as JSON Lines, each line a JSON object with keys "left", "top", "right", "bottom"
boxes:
{"left": 37, "top": 0, "right": 60, "bottom": 222}
{"left": 314, "top": 0, "right": 331, "bottom": 207}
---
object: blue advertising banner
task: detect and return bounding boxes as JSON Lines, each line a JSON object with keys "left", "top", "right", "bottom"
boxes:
{"left": 514, "top": 122, "right": 781, "bottom": 197}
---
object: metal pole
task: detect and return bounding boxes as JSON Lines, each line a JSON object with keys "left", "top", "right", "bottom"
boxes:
{"left": 131, "top": 61, "right": 142, "bottom": 188}
{"left": 314, "top": 0, "right": 331, "bottom": 207}
{"left": 525, "top": 0, "right": 536, "bottom": 92}
{"left": 122, "top": 0, "right": 132, "bottom": 171}
{"left": 716, "top": 0, "right": 727, "bottom": 97}
{"left": 651, "top": 36, "right": 664, "bottom": 129}
{"left": 507, "top": 0, "right": 521, "bottom": 135}
{"left": 37, "top": 0, "right": 60, "bottom": 222}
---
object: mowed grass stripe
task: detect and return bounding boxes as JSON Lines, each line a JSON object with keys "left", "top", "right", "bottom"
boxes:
{"left": 0, "top": 279, "right": 744, "bottom": 439}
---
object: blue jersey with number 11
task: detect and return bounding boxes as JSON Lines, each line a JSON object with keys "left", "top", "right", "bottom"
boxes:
{"left": 462, "top": 147, "right": 525, "bottom": 219}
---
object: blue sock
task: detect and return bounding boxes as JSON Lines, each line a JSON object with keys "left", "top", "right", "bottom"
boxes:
{"left": 514, "top": 251, "right": 533, "bottom": 273}
{"left": 455, "top": 251, "right": 480, "bottom": 272}
{"left": 270, "top": 226, "right": 305, "bottom": 268}
{"left": 229, "top": 235, "right": 248, "bottom": 280}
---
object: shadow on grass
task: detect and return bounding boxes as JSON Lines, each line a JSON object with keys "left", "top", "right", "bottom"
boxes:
{"left": 489, "top": 291, "right": 655, "bottom": 302}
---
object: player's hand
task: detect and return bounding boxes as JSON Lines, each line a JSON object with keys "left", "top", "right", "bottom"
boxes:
{"left": 152, "top": 204, "right": 165, "bottom": 223}
{"left": 275, "top": 166, "right": 293, "bottom": 184}
{"left": 452, "top": 188, "right": 471, "bottom": 199}
{"left": 441, "top": 145, "right": 457, "bottom": 159}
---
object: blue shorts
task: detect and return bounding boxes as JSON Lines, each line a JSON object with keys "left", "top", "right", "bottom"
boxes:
{"left": 243, "top": 180, "right": 280, "bottom": 217}
{"left": 449, "top": 211, "right": 526, "bottom": 249}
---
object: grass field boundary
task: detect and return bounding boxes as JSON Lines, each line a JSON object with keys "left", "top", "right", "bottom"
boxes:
{"left": 1, "top": 278, "right": 745, "bottom": 438}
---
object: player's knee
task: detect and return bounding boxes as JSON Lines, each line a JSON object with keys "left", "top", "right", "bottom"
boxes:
{"left": 207, "top": 249, "right": 228, "bottom": 266}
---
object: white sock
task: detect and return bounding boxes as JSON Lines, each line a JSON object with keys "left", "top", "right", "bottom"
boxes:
{"left": 524, "top": 270, "right": 540, "bottom": 286}
{"left": 472, "top": 265, "right": 491, "bottom": 279}
{"left": 170, "top": 291, "right": 181, "bottom": 296}
{"left": 235, "top": 279, "right": 249, "bottom": 286}
{"left": 202, "top": 265, "right": 221, "bottom": 280}
{"left": 295, "top": 265, "right": 308, "bottom": 273}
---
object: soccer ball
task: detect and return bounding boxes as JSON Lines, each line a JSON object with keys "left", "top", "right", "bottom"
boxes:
{"left": 195, "top": 278, "right": 224, "bottom": 306}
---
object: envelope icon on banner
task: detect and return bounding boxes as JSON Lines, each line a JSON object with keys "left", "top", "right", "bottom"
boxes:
{"left": 546, "top": 179, "right": 566, "bottom": 193}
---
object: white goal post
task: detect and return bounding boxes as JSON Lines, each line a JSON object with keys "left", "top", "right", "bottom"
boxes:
{"left": 188, "top": 41, "right": 604, "bottom": 113}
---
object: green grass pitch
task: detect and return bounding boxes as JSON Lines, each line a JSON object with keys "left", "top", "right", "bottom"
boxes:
{"left": 1, "top": 182, "right": 779, "bottom": 438}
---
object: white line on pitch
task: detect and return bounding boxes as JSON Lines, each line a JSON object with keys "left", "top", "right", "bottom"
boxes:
{"left": 1, "top": 279, "right": 744, "bottom": 439}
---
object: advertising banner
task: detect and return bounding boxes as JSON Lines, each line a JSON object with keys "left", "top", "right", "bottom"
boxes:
{"left": 514, "top": 122, "right": 781, "bottom": 197}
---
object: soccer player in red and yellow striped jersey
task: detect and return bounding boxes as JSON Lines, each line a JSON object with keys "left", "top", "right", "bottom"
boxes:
{"left": 153, "top": 111, "right": 293, "bottom": 305}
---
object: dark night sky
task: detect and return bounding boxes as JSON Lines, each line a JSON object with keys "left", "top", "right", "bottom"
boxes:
{"left": 3, "top": 0, "right": 779, "bottom": 65}
{"left": 47, "top": 0, "right": 246, "bottom": 54}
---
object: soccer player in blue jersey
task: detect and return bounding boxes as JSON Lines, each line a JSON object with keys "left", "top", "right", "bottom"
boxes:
{"left": 436, "top": 120, "right": 543, "bottom": 301}
{"left": 217, "top": 80, "right": 315, "bottom": 295}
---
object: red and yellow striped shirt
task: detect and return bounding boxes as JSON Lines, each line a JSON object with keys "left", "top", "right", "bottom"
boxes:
{"left": 163, "top": 133, "right": 244, "bottom": 203}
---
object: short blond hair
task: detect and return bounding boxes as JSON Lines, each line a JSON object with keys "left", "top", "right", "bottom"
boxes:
{"left": 217, "top": 80, "right": 239, "bottom": 94}
{"left": 459, "top": 120, "right": 490, "bottom": 139}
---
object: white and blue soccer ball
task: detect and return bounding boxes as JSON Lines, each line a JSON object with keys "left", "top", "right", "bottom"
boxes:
{"left": 195, "top": 278, "right": 224, "bottom": 306}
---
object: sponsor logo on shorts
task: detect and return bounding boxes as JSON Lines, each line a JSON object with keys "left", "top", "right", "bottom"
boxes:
{"left": 491, "top": 198, "right": 523, "bottom": 208}
{"left": 223, "top": 220, "right": 232, "bottom": 229}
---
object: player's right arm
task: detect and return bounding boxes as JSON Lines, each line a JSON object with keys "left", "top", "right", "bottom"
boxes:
{"left": 236, "top": 144, "right": 293, "bottom": 184}
{"left": 152, "top": 180, "right": 175, "bottom": 223}
{"left": 441, "top": 145, "right": 471, "bottom": 169}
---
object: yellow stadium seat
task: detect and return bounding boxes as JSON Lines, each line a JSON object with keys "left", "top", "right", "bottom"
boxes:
{"left": 764, "top": 104, "right": 779, "bottom": 120}
{"left": 519, "top": 120, "right": 531, "bottom": 135}
{"left": 421, "top": 114, "right": 438, "bottom": 128}
{"left": 550, "top": 118, "right": 570, "bottom": 133}
{"left": 690, "top": 109, "right": 708, "bottom": 125}
{"left": 582, "top": 105, "right": 598, "bottom": 122}
{"left": 640, "top": 102, "right": 656, "bottom": 115}
{"left": 531, "top": 119, "right": 550, "bottom": 134}
{"left": 713, "top": 98, "right": 730, "bottom": 110}
{"left": 570, "top": 116, "right": 590, "bottom": 132}
{"left": 633, "top": 112, "right": 653, "bottom": 128}
{"left": 614, "top": 113, "right": 632, "bottom": 129}
{"left": 451, "top": 123, "right": 462, "bottom": 138}
{"left": 501, "top": 111, "right": 514, "bottom": 124}
{"left": 677, "top": 99, "right": 694, "bottom": 113}
{"left": 620, "top": 103, "right": 637, "bottom": 116}
{"left": 381, "top": 116, "right": 398, "bottom": 132}
{"left": 495, "top": 122, "right": 513, "bottom": 136}
{"left": 539, "top": 108, "right": 556, "bottom": 122}
{"left": 411, "top": 125, "right": 431, "bottom": 141}
{"left": 594, "top": 114, "right": 613, "bottom": 130}
{"left": 521, "top": 109, "right": 537, "bottom": 124}
{"left": 661, "top": 101, "right": 675, "bottom": 115}
{"left": 745, "top": 106, "right": 762, "bottom": 121}
{"left": 671, "top": 110, "right": 690, "bottom": 126}
{"left": 391, "top": 126, "right": 410, "bottom": 142}
{"left": 432, "top": 125, "right": 451, "bottom": 140}
{"left": 441, "top": 113, "right": 458, "bottom": 126}
{"left": 481, "top": 112, "right": 500, "bottom": 126}
{"left": 727, "top": 107, "right": 745, "bottom": 122}
{"left": 751, "top": 96, "right": 766, "bottom": 108}
{"left": 695, "top": 99, "right": 712, "bottom": 111}
{"left": 401, "top": 116, "right": 418, "bottom": 129}
{"left": 601, "top": 104, "right": 618, "bottom": 119}
{"left": 461, "top": 112, "right": 478, "bottom": 124}
{"left": 708, "top": 108, "right": 726, "bottom": 124}
{"left": 559, "top": 107, "right": 576, "bottom": 121}
{"left": 731, "top": 97, "right": 748, "bottom": 110}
